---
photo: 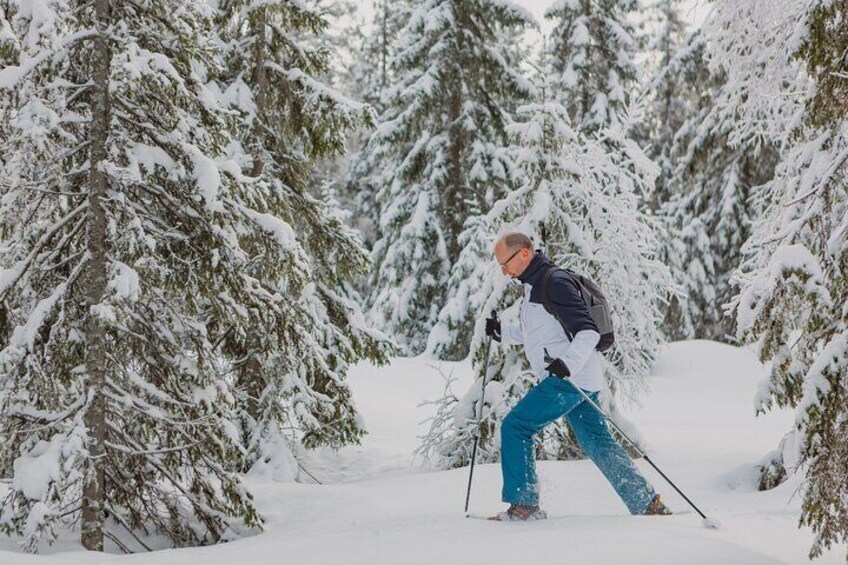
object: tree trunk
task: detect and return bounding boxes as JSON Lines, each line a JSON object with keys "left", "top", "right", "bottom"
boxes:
{"left": 445, "top": 72, "right": 466, "bottom": 263}
{"left": 236, "top": 8, "right": 269, "bottom": 436}
{"left": 81, "top": 0, "right": 112, "bottom": 551}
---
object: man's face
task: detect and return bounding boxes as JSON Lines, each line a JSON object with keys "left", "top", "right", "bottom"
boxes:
{"left": 494, "top": 240, "right": 532, "bottom": 278}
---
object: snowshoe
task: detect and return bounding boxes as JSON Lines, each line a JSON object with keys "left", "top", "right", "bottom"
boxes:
{"left": 489, "top": 504, "right": 548, "bottom": 521}
{"left": 644, "top": 494, "right": 672, "bottom": 516}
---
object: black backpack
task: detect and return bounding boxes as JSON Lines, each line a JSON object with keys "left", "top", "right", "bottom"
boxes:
{"left": 540, "top": 267, "right": 615, "bottom": 352}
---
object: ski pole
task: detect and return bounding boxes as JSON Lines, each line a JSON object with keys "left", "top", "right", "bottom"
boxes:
{"left": 464, "top": 310, "right": 497, "bottom": 514}
{"left": 543, "top": 350, "right": 710, "bottom": 522}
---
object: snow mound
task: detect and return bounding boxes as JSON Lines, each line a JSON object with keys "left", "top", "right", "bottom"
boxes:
{"left": 1, "top": 341, "right": 845, "bottom": 564}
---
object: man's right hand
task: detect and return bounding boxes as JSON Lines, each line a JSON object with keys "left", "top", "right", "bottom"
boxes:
{"left": 485, "top": 314, "right": 501, "bottom": 342}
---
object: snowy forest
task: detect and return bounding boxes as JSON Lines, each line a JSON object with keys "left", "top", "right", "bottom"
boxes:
{"left": 0, "top": 0, "right": 845, "bottom": 562}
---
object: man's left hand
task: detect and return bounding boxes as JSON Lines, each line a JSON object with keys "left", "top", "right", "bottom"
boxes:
{"left": 545, "top": 357, "right": 570, "bottom": 379}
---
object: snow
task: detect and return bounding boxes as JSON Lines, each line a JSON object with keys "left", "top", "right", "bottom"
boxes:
{"left": 89, "top": 303, "right": 117, "bottom": 324}
{"left": 796, "top": 330, "right": 847, "bottom": 428}
{"left": 107, "top": 262, "right": 140, "bottom": 302}
{"left": 1, "top": 340, "right": 845, "bottom": 563}
{"left": 736, "top": 243, "right": 831, "bottom": 335}
{"left": 0, "top": 262, "right": 26, "bottom": 297}
{"left": 12, "top": 437, "right": 65, "bottom": 501}
{"left": 126, "top": 143, "right": 177, "bottom": 178}
{"left": 453, "top": 377, "right": 506, "bottom": 429}
{"left": 239, "top": 207, "right": 304, "bottom": 266}
{"left": 0, "top": 282, "right": 67, "bottom": 363}
{"left": 219, "top": 77, "right": 257, "bottom": 118}
{"left": 0, "top": 30, "right": 96, "bottom": 89}
{"left": 183, "top": 143, "right": 223, "bottom": 213}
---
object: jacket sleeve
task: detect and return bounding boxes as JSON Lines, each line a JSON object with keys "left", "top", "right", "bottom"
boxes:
{"left": 544, "top": 329, "right": 600, "bottom": 376}
{"left": 501, "top": 322, "right": 523, "bottom": 345}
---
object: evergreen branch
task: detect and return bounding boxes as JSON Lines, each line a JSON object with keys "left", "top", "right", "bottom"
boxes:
{"left": 63, "top": 82, "right": 95, "bottom": 107}
{"left": 105, "top": 379, "right": 196, "bottom": 414}
{"left": 20, "top": 193, "right": 49, "bottom": 231}
{"left": 103, "top": 530, "right": 131, "bottom": 554}
{"left": 0, "top": 202, "right": 89, "bottom": 300}
{"left": 103, "top": 423, "right": 213, "bottom": 507}
{"left": 22, "top": 186, "right": 86, "bottom": 197}
{"left": 781, "top": 146, "right": 848, "bottom": 207}
{"left": 0, "top": 30, "right": 97, "bottom": 89}
{"left": 38, "top": 214, "right": 87, "bottom": 269}
{"left": 107, "top": 508, "right": 152, "bottom": 552}
{"left": 3, "top": 394, "right": 87, "bottom": 427}
{"left": 104, "top": 439, "right": 204, "bottom": 456}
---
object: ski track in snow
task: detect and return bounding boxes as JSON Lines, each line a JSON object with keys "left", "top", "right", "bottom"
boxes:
{"left": 1, "top": 341, "right": 846, "bottom": 564}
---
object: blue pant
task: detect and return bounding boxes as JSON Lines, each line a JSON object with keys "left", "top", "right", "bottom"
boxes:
{"left": 500, "top": 375, "right": 655, "bottom": 514}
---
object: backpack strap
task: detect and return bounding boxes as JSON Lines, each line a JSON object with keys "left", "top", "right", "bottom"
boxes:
{"left": 540, "top": 267, "right": 574, "bottom": 341}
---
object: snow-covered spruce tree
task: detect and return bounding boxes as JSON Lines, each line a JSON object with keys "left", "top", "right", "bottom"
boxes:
{"left": 0, "top": 0, "right": 15, "bottom": 156}
{"left": 545, "top": 0, "right": 641, "bottom": 134}
{"left": 0, "top": 1, "right": 15, "bottom": 69}
{"left": 637, "top": 0, "right": 687, "bottom": 211}
{"left": 0, "top": 0, "right": 17, "bottom": 481}
{"left": 711, "top": 0, "right": 848, "bottom": 558}
{"left": 213, "top": 0, "right": 392, "bottom": 474}
{"left": 343, "top": 0, "right": 412, "bottom": 112}
{"left": 299, "top": 1, "right": 365, "bottom": 226}
{"left": 704, "top": 0, "right": 809, "bottom": 486}
{"left": 0, "top": 0, "right": 315, "bottom": 552}
{"left": 351, "top": 0, "right": 535, "bottom": 354}
{"left": 657, "top": 30, "right": 778, "bottom": 342}
{"left": 340, "top": 0, "right": 413, "bottom": 245}
{"left": 344, "top": 0, "right": 412, "bottom": 242}
{"left": 423, "top": 20, "right": 537, "bottom": 362}
{"left": 0, "top": 0, "right": 15, "bottom": 229}
{"left": 420, "top": 98, "right": 675, "bottom": 467}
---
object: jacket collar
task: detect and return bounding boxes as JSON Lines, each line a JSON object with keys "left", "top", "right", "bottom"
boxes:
{"left": 517, "top": 251, "right": 552, "bottom": 287}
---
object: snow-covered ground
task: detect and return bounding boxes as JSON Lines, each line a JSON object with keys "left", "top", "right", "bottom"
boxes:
{"left": 1, "top": 340, "right": 845, "bottom": 564}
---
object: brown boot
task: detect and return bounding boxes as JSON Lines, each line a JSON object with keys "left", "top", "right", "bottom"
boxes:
{"left": 644, "top": 494, "right": 672, "bottom": 516}
{"left": 489, "top": 504, "right": 548, "bottom": 521}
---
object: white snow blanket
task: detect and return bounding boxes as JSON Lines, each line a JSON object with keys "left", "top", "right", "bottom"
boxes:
{"left": 1, "top": 341, "right": 845, "bottom": 564}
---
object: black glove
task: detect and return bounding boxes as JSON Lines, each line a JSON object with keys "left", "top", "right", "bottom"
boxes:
{"left": 544, "top": 353, "right": 570, "bottom": 379}
{"left": 485, "top": 314, "right": 501, "bottom": 342}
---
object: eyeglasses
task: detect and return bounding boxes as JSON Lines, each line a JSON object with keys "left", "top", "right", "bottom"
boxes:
{"left": 499, "top": 248, "right": 523, "bottom": 270}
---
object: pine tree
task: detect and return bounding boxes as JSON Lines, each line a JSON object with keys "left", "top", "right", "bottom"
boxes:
{"left": 657, "top": 30, "right": 778, "bottom": 341}
{"left": 638, "top": 0, "right": 687, "bottom": 211}
{"left": 341, "top": 0, "right": 413, "bottom": 245}
{"left": 0, "top": 0, "right": 293, "bottom": 552}
{"left": 0, "top": 0, "right": 17, "bottom": 483}
{"left": 790, "top": 5, "right": 848, "bottom": 555}
{"left": 0, "top": 1, "right": 15, "bottom": 66}
{"left": 351, "top": 0, "right": 535, "bottom": 354}
{"left": 709, "top": 0, "right": 848, "bottom": 558}
{"left": 213, "top": 0, "right": 392, "bottom": 475}
{"left": 344, "top": 0, "right": 412, "bottom": 112}
{"left": 545, "top": 0, "right": 641, "bottom": 134}
{"left": 420, "top": 94, "right": 675, "bottom": 467}
{"left": 0, "top": 0, "right": 15, "bottom": 202}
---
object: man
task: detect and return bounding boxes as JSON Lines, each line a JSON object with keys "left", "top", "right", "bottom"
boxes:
{"left": 485, "top": 232, "right": 671, "bottom": 521}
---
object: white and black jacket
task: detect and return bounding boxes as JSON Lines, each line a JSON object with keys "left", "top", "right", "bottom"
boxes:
{"left": 501, "top": 252, "right": 605, "bottom": 392}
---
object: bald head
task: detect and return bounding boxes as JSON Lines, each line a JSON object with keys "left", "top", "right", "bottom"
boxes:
{"left": 499, "top": 232, "right": 533, "bottom": 252}
{"left": 494, "top": 232, "right": 535, "bottom": 278}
